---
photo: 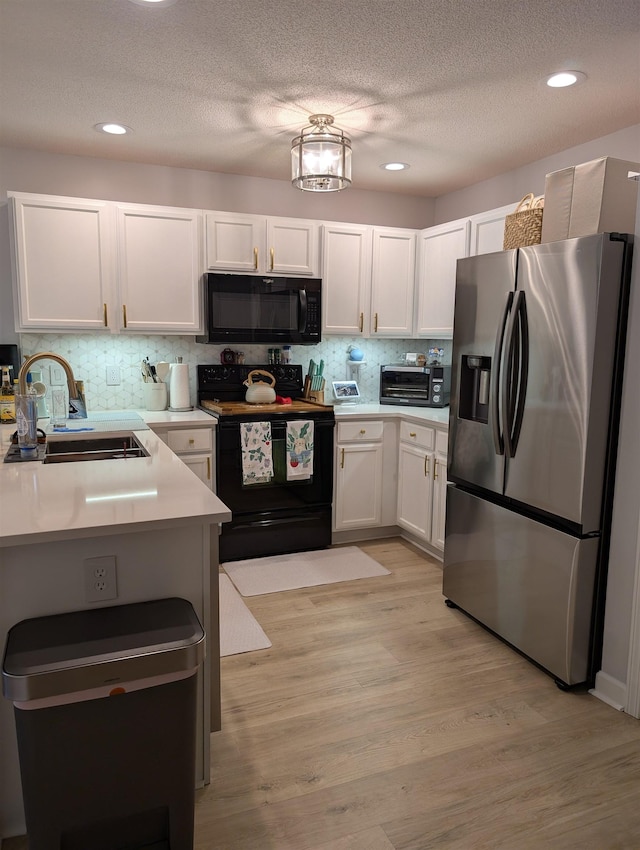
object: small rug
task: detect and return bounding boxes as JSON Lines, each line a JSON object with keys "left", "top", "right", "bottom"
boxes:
{"left": 223, "top": 546, "right": 390, "bottom": 597}
{"left": 219, "top": 573, "right": 272, "bottom": 656}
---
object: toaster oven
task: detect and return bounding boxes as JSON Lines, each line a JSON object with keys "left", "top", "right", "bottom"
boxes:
{"left": 380, "top": 364, "right": 451, "bottom": 407}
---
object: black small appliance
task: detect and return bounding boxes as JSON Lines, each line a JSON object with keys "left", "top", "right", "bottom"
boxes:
{"left": 197, "top": 274, "right": 321, "bottom": 345}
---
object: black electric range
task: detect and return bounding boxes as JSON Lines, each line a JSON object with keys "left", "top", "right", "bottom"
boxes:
{"left": 197, "top": 364, "right": 335, "bottom": 562}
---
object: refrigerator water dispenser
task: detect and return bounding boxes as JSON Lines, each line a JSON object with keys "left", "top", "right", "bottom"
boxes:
{"left": 459, "top": 355, "right": 491, "bottom": 424}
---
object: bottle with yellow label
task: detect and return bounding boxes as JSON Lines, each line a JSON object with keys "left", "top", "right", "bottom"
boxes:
{"left": 0, "top": 365, "right": 16, "bottom": 424}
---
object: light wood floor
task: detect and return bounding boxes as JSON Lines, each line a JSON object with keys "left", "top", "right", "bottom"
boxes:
{"left": 6, "top": 538, "right": 640, "bottom": 848}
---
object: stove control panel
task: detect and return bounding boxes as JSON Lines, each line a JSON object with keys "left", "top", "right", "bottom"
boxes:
{"left": 197, "top": 363, "right": 304, "bottom": 400}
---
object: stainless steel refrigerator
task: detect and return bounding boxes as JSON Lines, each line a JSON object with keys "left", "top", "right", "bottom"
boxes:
{"left": 443, "top": 232, "right": 634, "bottom": 688}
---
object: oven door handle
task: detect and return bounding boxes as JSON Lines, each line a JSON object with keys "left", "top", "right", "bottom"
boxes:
{"left": 298, "top": 288, "right": 308, "bottom": 333}
{"left": 230, "top": 513, "right": 326, "bottom": 530}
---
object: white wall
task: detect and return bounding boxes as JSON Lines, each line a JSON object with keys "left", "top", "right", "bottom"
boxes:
{"left": 434, "top": 124, "right": 640, "bottom": 223}
{"left": 0, "top": 147, "right": 435, "bottom": 229}
{"left": 599, "top": 186, "right": 640, "bottom": 688}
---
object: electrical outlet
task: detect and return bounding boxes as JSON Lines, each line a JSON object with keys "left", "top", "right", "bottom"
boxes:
{"left": 106, "top": 364, "right": 120, "bottom": 386}
{"left": 84, "top": 556, "right": 118, "bottom": 603}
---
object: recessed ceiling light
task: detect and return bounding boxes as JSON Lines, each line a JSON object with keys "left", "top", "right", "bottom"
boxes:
{"left": 546, "top": 71, "right": 587, "bottom": 88}
{"left": 94, "top": 123, "right": 132, "bottom": 135}
{"left": 381, "top": 162, "right": 410, "bottom": 171}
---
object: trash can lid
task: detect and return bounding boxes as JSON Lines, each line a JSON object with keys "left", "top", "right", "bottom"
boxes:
{"left": 2, "top": 597, "right": 205, "bottom": 703}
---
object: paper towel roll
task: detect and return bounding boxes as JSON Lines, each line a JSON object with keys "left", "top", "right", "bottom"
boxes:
{"left": 168, "top": 363, "right": 192, "bottom": 411}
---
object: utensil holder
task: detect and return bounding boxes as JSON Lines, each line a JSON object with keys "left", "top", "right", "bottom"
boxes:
{"left": 144, "top": 382, "right": 167, "bottom": 411}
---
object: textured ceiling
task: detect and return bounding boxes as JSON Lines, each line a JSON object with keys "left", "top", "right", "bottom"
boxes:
{"left": 0, "top": 0, "right": 639, "bottom": 197}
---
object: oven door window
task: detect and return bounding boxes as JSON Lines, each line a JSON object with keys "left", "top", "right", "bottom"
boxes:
{"left": 383, "top": 372, "right": 430, "bottom": 402}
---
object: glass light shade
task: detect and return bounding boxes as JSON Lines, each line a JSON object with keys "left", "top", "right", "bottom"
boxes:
{"left": 291, "top": 114, "right": 352, "bottom": 192}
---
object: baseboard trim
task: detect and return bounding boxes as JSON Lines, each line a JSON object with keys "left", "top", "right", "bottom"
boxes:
{"left": 332, "top": 526, "right": 398, "bottom": 545}
{"left": 590, "top": 670, "right": 626, "bottom": 711}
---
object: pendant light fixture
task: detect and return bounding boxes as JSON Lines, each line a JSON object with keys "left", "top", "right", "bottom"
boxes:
{"left": 291, "top": 114, "right": 352, "bottom": 192}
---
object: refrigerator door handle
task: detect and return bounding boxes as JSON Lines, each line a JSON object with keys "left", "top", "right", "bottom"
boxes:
{"left": 503, "top": 290, "right": 529, "bottom": 458}
{"left": 491, "top": 291, "right": 512, "bottom": 456}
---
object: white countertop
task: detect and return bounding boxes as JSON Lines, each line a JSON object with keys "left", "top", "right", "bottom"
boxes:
{"left": 333, "top": 403, "right": 450, "bottom": 427}
{"left": 139, "top": 408, "right": 218, "bottom": 428}
{"left": 0, "top": 413, "right": 230, "bottom": 548}
{"left": 0, "top": 403, "right": 446, "bottom": 548}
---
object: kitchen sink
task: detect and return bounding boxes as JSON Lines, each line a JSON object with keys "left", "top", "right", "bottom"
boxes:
{"left": 43, "top": 433, "right": 149, "bottom": 464}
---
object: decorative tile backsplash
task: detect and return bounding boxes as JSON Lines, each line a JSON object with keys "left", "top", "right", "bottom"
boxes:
{"left": 19, "top": 334, "right": 451, "bottom": 410}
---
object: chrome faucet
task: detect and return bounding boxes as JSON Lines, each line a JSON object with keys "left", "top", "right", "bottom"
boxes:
{"left": 18, "top": 352, "right": 87, "bottom": 418}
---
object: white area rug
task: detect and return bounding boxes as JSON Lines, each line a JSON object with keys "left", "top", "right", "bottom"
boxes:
{"left": 219, "top": 573, "right": 272, "bottom": 656}
{"left": 223, "top": 546, "right": 391, "bottom": 597}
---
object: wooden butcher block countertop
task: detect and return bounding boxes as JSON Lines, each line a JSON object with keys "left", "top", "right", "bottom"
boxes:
{"left": 199, "top": 399, "right": 334, "bottom": 417}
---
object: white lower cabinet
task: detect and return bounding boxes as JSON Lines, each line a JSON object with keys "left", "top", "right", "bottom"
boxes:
{"left": 152, "top": 425, "right": 215, "bottom": 490}
{"left": 396, "top": 421, "right": 448, "bottom": 552}
{"left": 431, "top": 430, "right": 449, "bottom": 550}
{"left": 334, "top": 420, "right": 384, "bottom": 531}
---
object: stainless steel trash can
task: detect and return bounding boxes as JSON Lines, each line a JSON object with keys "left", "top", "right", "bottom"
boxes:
{"left": 2, "top": 597, "right": 205, "bottom": 850}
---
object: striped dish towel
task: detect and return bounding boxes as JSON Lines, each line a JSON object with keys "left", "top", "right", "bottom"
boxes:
{"left": 286, "top": 420, "right": 314, "bottom": 481}
{"left": 240, "top": 421, "right": 273, "bottom": 485}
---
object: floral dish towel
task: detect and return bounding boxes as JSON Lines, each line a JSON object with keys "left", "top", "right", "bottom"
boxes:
{"left": 286, "top": 420, "right": 314, "bottom": 481}
{"left": 240, "top": 421, "right": 273, "bottom": 485}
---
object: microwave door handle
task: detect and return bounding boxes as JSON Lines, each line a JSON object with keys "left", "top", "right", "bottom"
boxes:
{"left": 491, "top": 291, "right": 512, "bottom": 456}
{"left": 298, "top": 288, "right": 308, "bottom": 332}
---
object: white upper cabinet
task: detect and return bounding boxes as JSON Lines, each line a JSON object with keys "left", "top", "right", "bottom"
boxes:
{"left": 9, "top": 192, "right": 115, "bottom": 331}
{"left": 205, "top": 212, "right": 265, "bottom": 272}
{"left": 267, "top": 218, "right": 320, "bottom": 276}
{"left": 415, "top": 218, "right": 470, "bottom": 338}
{"left": 322, "top": 223, "right": 372, "bottom": 335}
{"left": 205, "top": 212, "right": 320, "bottom": 276}
{"left": 9, "top": 193, "right": 203, "bottom": 334}
{"left": 115, "top": 204, "right": 203, "bottom": 333}
{"left": 370, "top": 228, "right": 416, "bottom": 337}
{"left": 468, "top": 202, "right": 517, "bottom": 256}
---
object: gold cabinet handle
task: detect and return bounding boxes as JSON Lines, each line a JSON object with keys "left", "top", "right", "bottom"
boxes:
{"left": 374, "top": 312, "right": 378, "bottom": 332}
{"left": 424, "top": 455, "right": 430, "bottom": 477}
{"left": 207, "top": 456, "right": 211, "bottom": 480}
{"left": 188, "top": 438, "right": 195, "bottom": 446}
{"left": 122, "top": 304, "right": 127, "bottom": 328}
{"left": 340, "top": 447, "right": 345, "bottom": 468}
{"left": 359, "top": 429, "right": 366, "bottom": 435}
{"left": 359, "top": 312, "right": 364, "bottom": 333}
{"left": 253, "top": 247, "right": 258, "bottom": 270}
{"left": 434, "top": 458, "right": 439, "bottom": 480}
{"left": 103, "top": 303, "right": 108, "bottom": 327}
{"left": 270, "top": 247, "right": 274, "bottom": 271}
{"left": 409, "top": 431, "right": 416, "bottom": 438}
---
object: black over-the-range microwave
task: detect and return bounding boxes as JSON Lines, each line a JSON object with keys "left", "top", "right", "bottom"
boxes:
{"left": 196, "top": 273, "right": 322, "bottom": 345}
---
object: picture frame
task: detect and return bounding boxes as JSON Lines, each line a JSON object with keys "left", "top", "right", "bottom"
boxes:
{"left": 332, "top": 380, "right": 361, "bottom": 401}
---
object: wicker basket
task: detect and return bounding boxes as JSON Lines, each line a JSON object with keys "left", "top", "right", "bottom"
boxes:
{"left": 503, "top": 193, "right": 544, "bottom": 250}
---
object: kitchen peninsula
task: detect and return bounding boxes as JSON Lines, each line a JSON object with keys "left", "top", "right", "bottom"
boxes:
{"left": 0, "top": 425, "right": 231, "bottom": 839}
